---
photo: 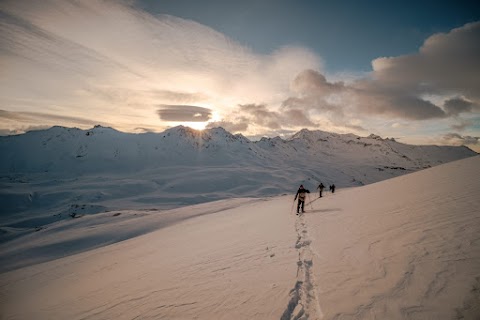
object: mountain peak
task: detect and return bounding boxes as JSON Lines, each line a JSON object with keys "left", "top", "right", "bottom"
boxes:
{"left": 289, "top": 128, "right": 333, "bottom": 142}
{"left": 161, "top": 126, "right": 250, "bottom": 145}
{"left": 204, "top": 127, "right": 251, "bottom": 144}
{"left": 92, "top": 125, "right": 115, "bottom": 130}
{"left": 290, "top": 128, "right": 312, "bottom": 140}
{"left": 164, "top": 125, "right": 201, "bottom": 137}
{"left": 367, "top": 133, "right": 383, "bottom": 140}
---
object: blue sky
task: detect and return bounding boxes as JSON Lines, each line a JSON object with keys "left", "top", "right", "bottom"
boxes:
{"left": 0, "top": 0, "right": 479, "bottom": 151}
{"left": 138, "top": 0, "right": 479, "bottom": 73}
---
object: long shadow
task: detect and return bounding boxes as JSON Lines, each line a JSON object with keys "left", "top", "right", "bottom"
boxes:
{"left": 305, "top": 195, "right": 331, "bottom": 206}
{"left": 304, "top": 208, "right": 342, "bottom": 215}
{"left": 0, "top": 202, "right": 257, "bottom": 274}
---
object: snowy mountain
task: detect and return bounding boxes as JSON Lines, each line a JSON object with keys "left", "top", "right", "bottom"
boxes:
{"left": 1, "top": 156, "right": 479, "bottom": 319}
{"left": 1, "top": 125, "right": 475, "bottom": 176}
{"left": 0, "top": 125, "right": 476, "bottom": 230}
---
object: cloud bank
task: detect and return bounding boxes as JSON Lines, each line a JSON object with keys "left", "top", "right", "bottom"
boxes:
{"left": 271, "top": 22, "right": 480, "bottom": 147}
{"left": 281, "top": 22, "right": 480, "bottom": 121}
{"left": 442, "top": 133, "right": 479, "bottom": 147}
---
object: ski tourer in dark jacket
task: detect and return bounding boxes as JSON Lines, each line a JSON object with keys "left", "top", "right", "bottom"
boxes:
{"left": 294, "top": 185, "right": 310, "bottom": 214}
{"left": 330, "top": 184, "right": 336, "bottom": 193}
{"left": 317, "top": 183, "right": 325, "bottom": 197}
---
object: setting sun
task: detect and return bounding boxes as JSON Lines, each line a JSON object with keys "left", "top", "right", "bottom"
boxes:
{"left": 180, "top": 121, "right": 208, "bottom": 131}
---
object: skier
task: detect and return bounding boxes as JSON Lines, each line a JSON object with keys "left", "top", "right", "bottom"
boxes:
{"left": 317, "top": 183, "right": 325, "bottom": 197}
{"left": 294, "top": 185, "right": 310, "bottom": 214}
{"left": 330, "top": 184, "right": 336, "bottom": 193}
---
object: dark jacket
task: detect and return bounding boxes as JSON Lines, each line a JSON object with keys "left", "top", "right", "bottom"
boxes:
{"left": 294, "top": 188, "right": 310, "bottom": 201}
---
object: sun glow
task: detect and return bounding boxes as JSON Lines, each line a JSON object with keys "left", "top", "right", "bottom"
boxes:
{"left": 180, "top": 121, "right": 208, "bottom": 131}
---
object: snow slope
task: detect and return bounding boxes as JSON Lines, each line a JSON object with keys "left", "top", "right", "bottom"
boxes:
{"left": 1, "top": 156, "right": 479, "bottom": 319}
{"left": 305, "top": 155, "right": 480, "bottom": 319}
{"left": 1, "top": 197, "right": 298, "bottom": 320}
{"left": 0, "top": 125, "right": 476, "bottom": 231}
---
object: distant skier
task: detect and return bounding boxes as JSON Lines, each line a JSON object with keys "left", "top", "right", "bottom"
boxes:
{"left": 317, "top": 183, "right": 325, "bottom": 197}
{"left": 294, "top": 185, "right": 310, "bottom": 214}
{"left": 330, "top": 184, "right": 336, "bottom": 193}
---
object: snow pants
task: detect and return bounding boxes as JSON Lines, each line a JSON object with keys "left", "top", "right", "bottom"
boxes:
{"left": 297, "top": 199, "right": 305, "bottom": 213}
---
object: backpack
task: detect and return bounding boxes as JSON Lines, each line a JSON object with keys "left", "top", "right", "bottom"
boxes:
{"left": 298, "top": 191, "right": 306, "bottom": 201}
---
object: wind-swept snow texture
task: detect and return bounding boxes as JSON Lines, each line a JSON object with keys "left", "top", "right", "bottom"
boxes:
{"left": 0, "top": 156, "right": 479, "bottom": 320}
{"left": 307, "top": 155, "right": 480, "bottom": 320}
{"left": 0, "top": 125, "right": 476, "bottom": 232}
{"left": 1, "top": 197, "right": 299, "bottom": 320}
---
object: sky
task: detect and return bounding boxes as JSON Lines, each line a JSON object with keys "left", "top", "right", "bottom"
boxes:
{"left": 0, "top": 0, "right": 479, "bottom": 151}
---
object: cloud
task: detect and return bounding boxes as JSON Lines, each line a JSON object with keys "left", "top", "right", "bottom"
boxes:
{"left": 0, "top": 109, "right": 67, "bottom": 135}
{"left": 291, "top": 69, "right": 345, "bottom": 96}
{"left": 442, "top": 133, "right": 479, "bottom": 146}
{"left": 157, "top": 105, "right": 212, "bottom": 122}
{"left": 450, "top": 118, "right": 474, "bottom": 131}
{"left": 239, "top": 104, "right": 281, "bottom": 129}
{"left": 152, "top": 90, "right": 210, "bottom": 104}
{"left": 283, "top": 70, "right": 346, "bottom": 113}
{"left": 370, "top": 22, "right": 480, "bottom": 95}
{"left": 279, "top": 70, "right": 370, "bottom": 133}
{"left": 204, "top": 102, "right": 320, "bottom": 137}
{"left": 0, "top": 109, "right": 102, "bottom": 127}
{"left": 0, "top": 109, "right": 25, "bottom": 121}
{"left": 238, "top": 103, "right": 316, "bottom": 130}
{"left": 0, "top": 0, "right": 321, "bottom": 134}
{"left": 133, "top": 127, "right": 157, "bottom": 133}
{"left": 443, "top": 97, "right": 479, "bottom": 116}
{"left": 275, "top": 22, "right": 480, "bottom": 138}
{"left": 279, "top": 22, "right": 479, "bottom": 124}
{"left": 206, "top": 121, "right": 248, "bottom": 133}
{"left": 356, "top": 21, "right": 480, "bottom": 119}
{"left": 351, "top": 84, "right": 447, "bottom": 120}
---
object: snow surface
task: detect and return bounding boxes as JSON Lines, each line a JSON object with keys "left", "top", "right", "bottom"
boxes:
{"left": 1, "top": 156, "right": 479, "bottom": 319}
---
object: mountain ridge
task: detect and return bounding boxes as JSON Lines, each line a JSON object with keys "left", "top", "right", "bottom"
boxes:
{"left": 0, "top": 125, "right": 476, "bottom": 229}
{"left": 1, "top": 125, "right": 476, "bottom": 175}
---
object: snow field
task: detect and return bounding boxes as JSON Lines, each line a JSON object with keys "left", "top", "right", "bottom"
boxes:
{"left": 1, "top": 197, "right": 299, "bottom": 319}
{"left": 307, "top": 155, "right": 480, "bottom": 319}
{"left": 0, "top": 156, "right": 479, "bottom": 319}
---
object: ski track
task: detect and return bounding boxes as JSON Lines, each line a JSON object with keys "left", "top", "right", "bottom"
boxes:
{"left": 282, "top": 198, "right": 323, "bottom": 320}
